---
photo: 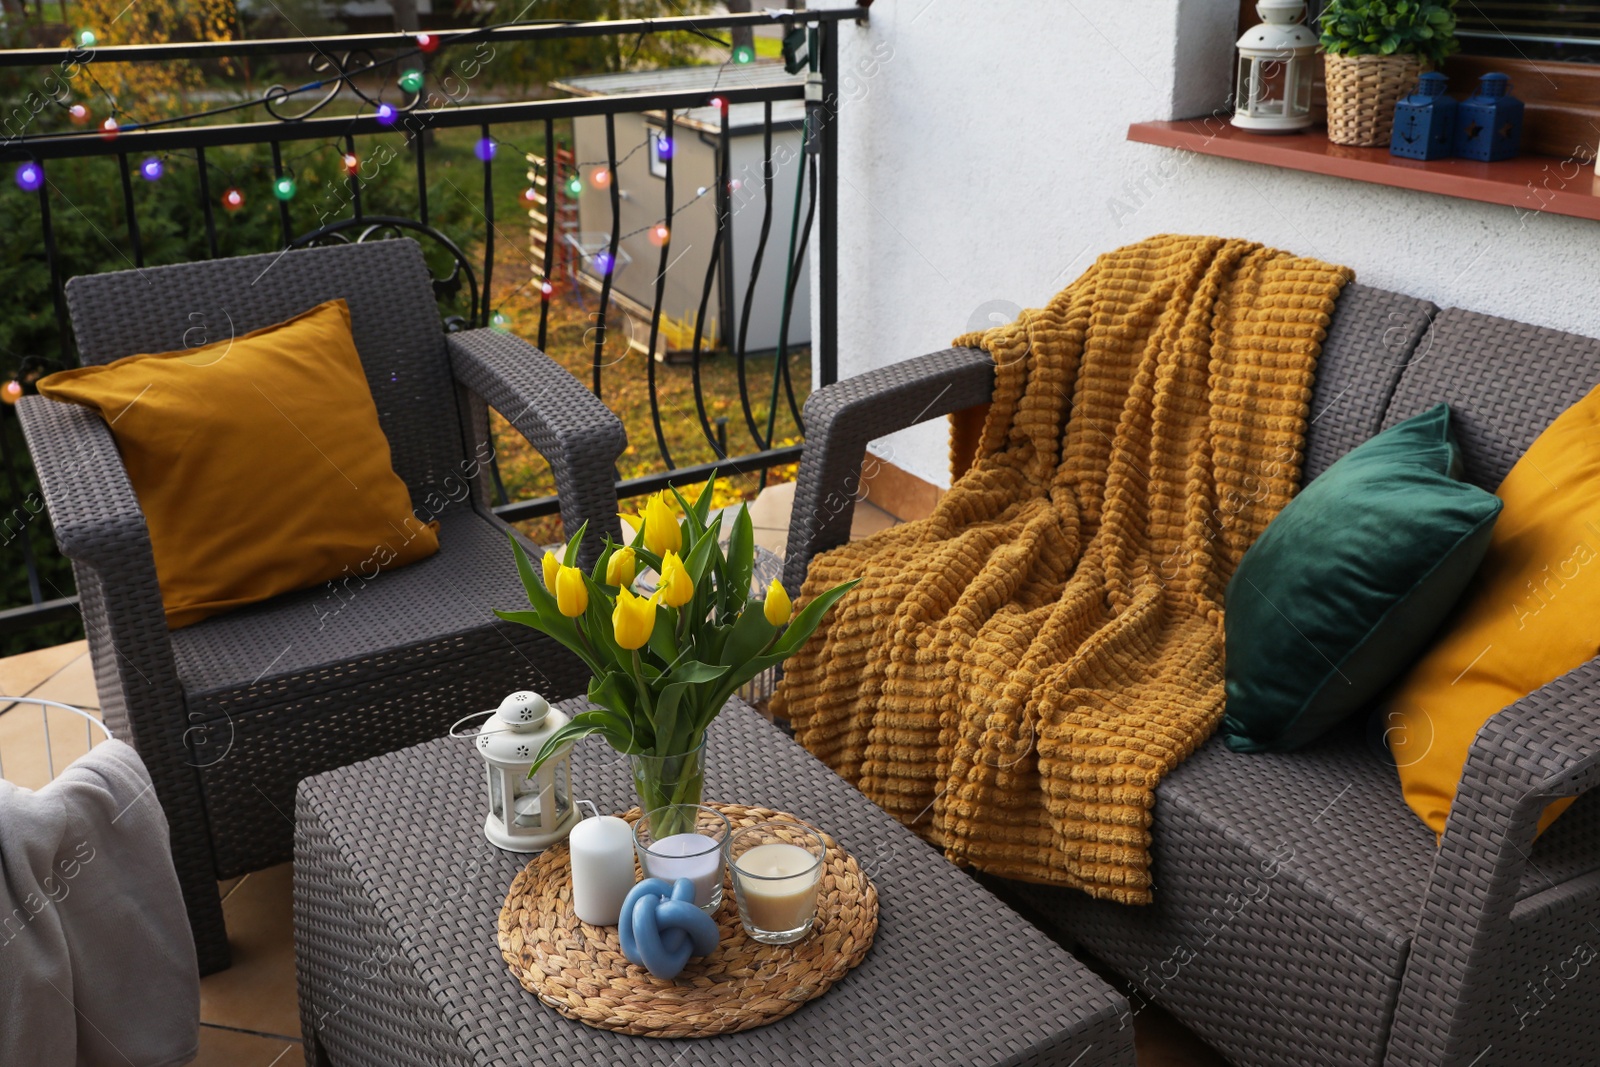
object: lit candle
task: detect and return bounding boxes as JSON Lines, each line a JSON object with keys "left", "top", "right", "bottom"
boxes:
{"left": 568, "top": 815, "right": 635, "bottom": 926}
{"left": 733, "top": 842, "right": 821, "bottom": 932}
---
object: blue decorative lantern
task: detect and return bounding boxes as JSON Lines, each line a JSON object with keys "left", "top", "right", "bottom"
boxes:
{"left": 1390, "top": 73, "right": 1456, "bottom": 161}
{"left": 1454, "top": 73, "right": 1523, "bottom": 162}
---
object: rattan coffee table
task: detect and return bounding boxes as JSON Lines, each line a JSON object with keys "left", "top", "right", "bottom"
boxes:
{"left": 294, "top": 697, "right": 1134, "bottom": 1067}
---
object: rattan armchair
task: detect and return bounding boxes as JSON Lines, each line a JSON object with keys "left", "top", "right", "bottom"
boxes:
{"left": 782, "top": 284, "right": 1600, "bottom": 1067}
{"left": 17, "top": 239, "right": 624, "bottom": 974}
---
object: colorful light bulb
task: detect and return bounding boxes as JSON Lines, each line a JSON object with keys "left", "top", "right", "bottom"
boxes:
{"left": 140, "top": 156, "right": 163, "bottom": 181}
{"left": 1, "top": 379, "right": 23, "bottom": 405}
{"left": 654, "top": 133, "right": 673, "bottom": 160}
{"left": 591, "top": 166, "right": 610, "bottom": 189}
{"left": 375, "top": 102, "right": 397, "bottom": 126}
{"left": 474, "top": 137, "right": 496, "bottom": 162}
{"left": 564, "top": 174, "right": 583, "bottom": 197}
{"left": 273, "top": 175, "right": 296, "bottom": 200}
{"left": 729, "top": 178, "right": 742, "bottom": 192}
{"left": 398, "top": 68, "right": 424, "bottom": 93}
{"left": 647, "top": 222, "right": 670, "bottom": 248}
{"left": 76, "top": 28, "right": 96, "bottom": 47}
{"left": 222, "top": 187, "right": 245, "bottom": 211}
{"left": 709, "top": 96, "right": 727, "bottom": 112}
{"left": 521, "top": 186, "right": 538, "bottom": 204}
{"left": 593, "top": 251, "right": 614, "bottom": 275}
{"left": 540, "top": 279, "right": 554, "bottom": 297}
{"left": 490, "top": 311, "right": 509, "bottom": 331}
{"left": 99, "top": 116, "right": 118, "bottom": 140}
{"left": 415, "top": 32, "right": 439, "bottom": 53}
{"left": 342, "top": 152, "right": 359, "bottom": 174}
{"left": 732, "top": 43, "right": 754, "bottom": 65}
{"left": 15, "top": 162, "right": 43, "bottom": 192}
{"left": 68, "top": 103, "right": 89, "bottom": 125}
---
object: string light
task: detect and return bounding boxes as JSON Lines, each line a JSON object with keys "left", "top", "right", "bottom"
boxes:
{"left": 474, "top": 137, "right": 497, "bottom": 162}
{"left": 222, "top": 187, "right": 244, "bottom": 211}
{"left": 416, "top": 32, "right": 439, "bottom": 53}
{"left": 729, "top": 178, "right": 742, "bottom": 191}
{"left": 593, "top": 250, "right": 615, "bottom": 275}
{"left": 591, "top": 166, "right": 611, "bottom": 189}
{"left": 521, "top": 186, "right": 538, "bottom": 204}
{"left": 99, "top": 117, "right": 118, "bottom": 140}
{"left": 540, "top": 279, "right": 554, "bottom": 297}
{"left": 273, "top": 175, "right": 297, "bottom": 200}
{"left": 68, "top": 103, "right": 89, "bottom": 125}
{"left": 14, "top": 162, "right": 43, "bottom": 192}
{"left": 490, "top": 311, "right": 510, "bottom": 330}
{"left": 139, "top": 156, "right": 163, "bottom": 181}
{"left": 647, "top": 223, "right": 670, "bottom": 248}
{"left": 732, "top": 43, "right": 755, "bottom": 64}
{"left": 342, "top": 151, "right": 360, "bottom": 175}
{"left": 399, "top": 69, "right": 424, "bottom": 93}
{"left": 2, "top": 380, "right": 23, "bottom": 405}
{"left": 709, "top": 96, "right": 727, "bottom": 113}
{"left": 654, "top": 133, "right": 674, "bottom": 160}
{"left": 564, "top": 174, "right": 583, "bottom": 197}
{"left": 375, "top": 103, "right": 398, "bottom": 126}
{"left": 76, "top": 28, "right": 96, "bottom": 47}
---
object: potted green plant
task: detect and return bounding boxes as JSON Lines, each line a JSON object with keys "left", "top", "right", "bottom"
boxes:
{"left": 497, "top": 475, "right": 857, "bottom": 832}
{"left": 1319, "top": 0, "right": 1459, "bottom": 146}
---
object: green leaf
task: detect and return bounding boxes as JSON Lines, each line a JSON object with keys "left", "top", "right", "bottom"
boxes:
{"left": 727, "top": 504, "right": 755, "bottom": 612}
{"left": 646, "top": 601, "right": 679, "bottom": 664}
{"left": 561, "top": 520, "right": 589, "bottom": 568}
{"left": 669, "top": 484, "right": 705, "bottom": 542}
{"left": 720, "top": 603, "right": 776, "bottom": 670}
{"left": 667, "top": 659, "right": 730, "bottom": 685}
{"left": 771, "top": 578, "right": 861, "bottom": 658}
{"left": 527, "top": 712, "right": 611, "bottom": 773}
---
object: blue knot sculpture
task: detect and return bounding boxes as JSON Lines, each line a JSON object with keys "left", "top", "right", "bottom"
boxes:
{"left": 617, "top": 877, "right": 721, "bottom": 979}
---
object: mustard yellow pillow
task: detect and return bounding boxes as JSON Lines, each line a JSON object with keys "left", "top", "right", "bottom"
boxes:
{"left": 1383, "top": 384, "right": 1600, "bottom": 837}
{"left": 38, "top": 299, "right": 439, "bottom": 628}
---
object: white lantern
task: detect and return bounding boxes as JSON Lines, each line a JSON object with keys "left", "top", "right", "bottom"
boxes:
{"left": 475, "top": 691, "right": 578, "bottom": 852}
{"left": 1233, "top": 0, "right": 1317, "bottom": 133}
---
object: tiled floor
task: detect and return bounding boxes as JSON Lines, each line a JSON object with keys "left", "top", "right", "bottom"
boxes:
{"left": 0, "top": 487, "right": 1232, "bottom": 1066}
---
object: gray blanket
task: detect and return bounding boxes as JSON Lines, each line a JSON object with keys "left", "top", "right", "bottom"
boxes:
{"left": 1, "top": 738, "right": 199, "bottom": 1067}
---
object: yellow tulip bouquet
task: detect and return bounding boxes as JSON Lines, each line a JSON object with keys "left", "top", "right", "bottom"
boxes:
{"left": 498, "top": 475, "right": 857, "bottom": 823}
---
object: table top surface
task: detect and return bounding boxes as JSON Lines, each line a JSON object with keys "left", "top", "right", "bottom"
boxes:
{"left": 296, "top": 697, "right": 1128, "bottom": 1066}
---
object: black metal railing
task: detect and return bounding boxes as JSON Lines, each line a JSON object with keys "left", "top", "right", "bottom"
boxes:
{"left": 0, "top": 7, "right": 868, "bottom": 638}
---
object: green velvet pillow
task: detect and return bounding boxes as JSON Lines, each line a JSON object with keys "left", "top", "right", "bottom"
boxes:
{"left": 1222, "top": 404, "right": 1503, "bottom": 753}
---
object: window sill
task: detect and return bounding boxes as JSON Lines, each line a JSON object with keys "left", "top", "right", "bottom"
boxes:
{"left": 1128, "top": 119, "right": 1600, "bottom": 223}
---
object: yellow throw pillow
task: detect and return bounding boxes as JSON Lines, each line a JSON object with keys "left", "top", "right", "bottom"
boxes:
{"left": 1383, "top": 384, "right": 1600, "bottom": 838}
{"left": 38, "top": 299, "right": 439, "bottom": 628}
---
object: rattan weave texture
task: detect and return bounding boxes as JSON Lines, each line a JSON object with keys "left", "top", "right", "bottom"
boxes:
{"left": 20, "top": 240, "right": 626, "bottom": 971}
{"left": 499, "top": 802, "right": 877, "bottom": 1038}
{"left": 295, "top": 698, "right": 1134, "bottom": 1067}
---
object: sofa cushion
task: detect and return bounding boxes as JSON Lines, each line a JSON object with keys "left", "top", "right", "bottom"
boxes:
{"left": 1222, "top": 404, "right": 1502, "bottom": 752}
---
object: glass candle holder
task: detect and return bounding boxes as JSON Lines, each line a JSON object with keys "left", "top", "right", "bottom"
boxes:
{"left": 728, "top": 820, "right": 825, "bottom": 945}
{"left": 632, "top": 804, "right": 731, "bottom": 913}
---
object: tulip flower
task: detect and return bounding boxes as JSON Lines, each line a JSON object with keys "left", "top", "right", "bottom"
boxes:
{"left": 657, "top": 551, "right": 695, "bottom": 608}
{"left": 763, "top": 579, "right": 792, "bottom": 626}
{"left": 555, "top": 565, "right": 588, "bottom": 618}
{"left": 612, "top": 586, "right": 657, "bottom": 650}
{"left": 542, "top": 549, "right": 561, "bottom": 592}
{"left": 606, "top": 546, "right": 637, "bottom": 588}
{"left": 639, "top": 491, "right": 682, "bottom": 556}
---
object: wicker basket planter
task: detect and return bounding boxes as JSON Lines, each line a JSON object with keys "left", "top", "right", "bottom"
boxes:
{"left": 1324, "top": 52, "right": 1423, "bottom": 146}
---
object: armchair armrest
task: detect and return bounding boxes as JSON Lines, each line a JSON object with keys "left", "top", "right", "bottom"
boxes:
{"left": 1387, "top": 658, "right": 1600, "bottom": 1066}
{"left": 447, "top": 329, "right": 626, "bottom": 567}
{"left": 782, "top": 346, "right": 994, "bottom": 593}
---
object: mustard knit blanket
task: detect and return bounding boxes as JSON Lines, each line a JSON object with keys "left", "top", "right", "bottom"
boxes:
{"left": 771, "top": 235, "right": 1352, "bottom": 903}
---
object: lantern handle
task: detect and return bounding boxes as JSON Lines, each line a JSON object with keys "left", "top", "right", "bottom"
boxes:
{"left": 449, "top": 708, "right": 496, "bottom": 739}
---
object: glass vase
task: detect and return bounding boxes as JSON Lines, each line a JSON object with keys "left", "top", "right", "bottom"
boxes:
{"left": 627, "top": 738, "right": 707, "bottom": 838}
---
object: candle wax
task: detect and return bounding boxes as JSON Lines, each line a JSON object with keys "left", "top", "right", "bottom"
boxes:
{"left": 734, "top": 842, "right": 820, "bottom": 932}
{"left": 642, "top": 832, "right": 723, "bottom": 907}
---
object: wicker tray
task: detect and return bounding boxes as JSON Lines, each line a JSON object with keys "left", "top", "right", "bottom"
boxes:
{"left": 497, "top": 803, "right": 879, "bottom": 1038}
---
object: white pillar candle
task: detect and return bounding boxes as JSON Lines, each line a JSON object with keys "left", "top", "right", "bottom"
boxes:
{"left": 568, "top": 815, "right": 636, "bottom": 926}
{"left": 640, "top": 832, "right": 724, "bottom": 908}
{"left": 733, "top": 842, "right": 821, "bottom": 932}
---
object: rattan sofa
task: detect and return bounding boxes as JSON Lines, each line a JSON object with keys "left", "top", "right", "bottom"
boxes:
{"left": 17, "top": 239, "right": 623, "bottom": 974}
{"left": 781, "top": 284, "right": 1600, "bottom": 1067}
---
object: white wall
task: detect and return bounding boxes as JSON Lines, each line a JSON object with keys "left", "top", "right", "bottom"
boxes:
{"left": 810, "top": 0, "right": 1600, "bottom": 490}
